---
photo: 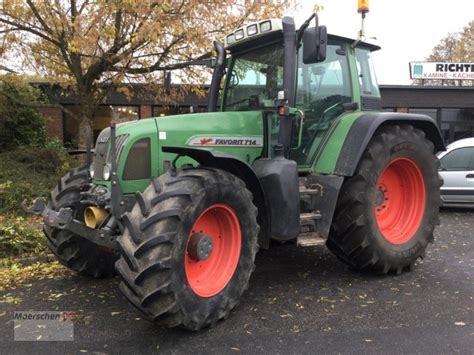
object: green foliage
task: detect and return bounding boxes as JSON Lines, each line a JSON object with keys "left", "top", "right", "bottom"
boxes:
{"left": 0, "top": 75, "right": 48, "bottom": 152}
{"left": 0, "top": 77, "right": 81, "bottom": 259}
{"left": 0, "top": 216, "right": 46, "bottom": 258}
{"left": 0, "top": 145, "right": 79, "bottom": 215}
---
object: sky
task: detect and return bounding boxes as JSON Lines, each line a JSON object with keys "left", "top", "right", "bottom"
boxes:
{"left": 287, "top": 0, "right": 474, "bottom": 85}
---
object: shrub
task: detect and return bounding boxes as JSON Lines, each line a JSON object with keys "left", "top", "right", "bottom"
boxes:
{"left": 0, "top": 145, "right": 79, "bottom": 215}
{"left": 0, "top": 75, "right": 48, "bottom": 152}
{"left": 14, "top": 143, "right": 70, "bottom": 173}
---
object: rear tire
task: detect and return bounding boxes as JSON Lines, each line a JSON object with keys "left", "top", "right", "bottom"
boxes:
{"left": 327, "top": 125, "right": 441, "bottom": 274}
{"left": 115, "top": 167, "right": 259, "bottom": 330}
{"left": 44, "top": 166, "right": 117, "bottom": 278}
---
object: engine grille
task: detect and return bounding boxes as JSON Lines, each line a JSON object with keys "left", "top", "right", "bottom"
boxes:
{"left": 91, "top": 128, "right": 128, "bottom": 180}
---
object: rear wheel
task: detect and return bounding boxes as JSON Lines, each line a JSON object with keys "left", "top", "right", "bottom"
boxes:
{"left": 44, "top": 166, "right": 117, "bottom": 278}
{"left": 327, "top": 125, "right": 441, "bottom": 274}
{"left": 115, "top": 167, "right": 258, "bottom": 330}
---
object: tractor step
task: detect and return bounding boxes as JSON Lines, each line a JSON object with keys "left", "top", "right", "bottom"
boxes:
{"left": 298, "top": 212, "right": 325, "bottom": 247}
{"left": 297, "top": 233, "right": 326, "bottom": 247}
{"left": 300, "top": 212, "right": 322, "bottom": 220}
{"left": 299, "top": 212, "right": 321, "bottom": 233}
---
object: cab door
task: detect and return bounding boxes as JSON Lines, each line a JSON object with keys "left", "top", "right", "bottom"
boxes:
{"left": 290, "top": 41, "right": 352, "bottom": 167}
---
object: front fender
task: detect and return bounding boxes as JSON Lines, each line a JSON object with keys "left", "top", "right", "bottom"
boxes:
{"left": 162, "top": 146, "right": 271, "bottom": 249}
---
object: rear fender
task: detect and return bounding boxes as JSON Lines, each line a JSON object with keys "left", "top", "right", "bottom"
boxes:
{"left": 321, "top": 112, "right": 446, "bottom": 176}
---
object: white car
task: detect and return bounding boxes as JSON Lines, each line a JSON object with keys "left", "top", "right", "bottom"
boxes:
{"left": 437, "top": 138, "right": 474, "bottom": 207}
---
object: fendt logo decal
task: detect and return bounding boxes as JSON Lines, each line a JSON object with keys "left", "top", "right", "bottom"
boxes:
{"left": 187, "top": 136, "right": 263, "bottom": 147}
{"left": 200, "top": 138, "right": 213, "bottom": 145}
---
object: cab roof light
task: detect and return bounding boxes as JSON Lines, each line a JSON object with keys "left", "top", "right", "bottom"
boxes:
{"left": 260, "top": 20, "right": 272, "bottom": 33}
{"left": 247, "top": 24, "right": 258, "bottom": 36}
{"left": 235, "top": 29, "right": 244, "bottom": 40}
{"left": 226, "top": 33, "right": 235, "bottom": 45}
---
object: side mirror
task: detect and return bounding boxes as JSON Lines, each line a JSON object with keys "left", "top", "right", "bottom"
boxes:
{"left": 302, "top": 25, "right": 327, "bottom": 64}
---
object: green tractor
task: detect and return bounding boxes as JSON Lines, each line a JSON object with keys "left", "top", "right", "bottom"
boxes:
{"left": 25, "top": 13, "right": 444, "bottom": 330}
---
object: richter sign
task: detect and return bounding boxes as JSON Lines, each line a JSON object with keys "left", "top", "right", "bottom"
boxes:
{"left": 410, "top": 62, "right": 474, "bottom": 80}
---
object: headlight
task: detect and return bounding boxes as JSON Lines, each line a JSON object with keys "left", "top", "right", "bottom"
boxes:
{"left": 89, "top": 165, "right": 95, "bottom": 178}
{"left": 103, "top": 164, "right": 111, "bottom": 181}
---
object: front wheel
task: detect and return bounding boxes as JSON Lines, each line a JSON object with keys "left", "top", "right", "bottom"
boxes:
{"left": 115, "top": 167, "right": 259, "bottom": 330}
{"left": 327, "top": 125, "right": 442, "bottom": 274}
{"left": 44, "top": 166, "right": 117, "bottom": 278}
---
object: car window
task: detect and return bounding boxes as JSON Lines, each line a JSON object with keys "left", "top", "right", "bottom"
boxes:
{"left": 440, "top": 147, "right": 474, "bottom": 171}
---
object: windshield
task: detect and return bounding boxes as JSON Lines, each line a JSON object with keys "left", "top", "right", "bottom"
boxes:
{"left": 223, "top": 43, "right": 284, "bottom": 111}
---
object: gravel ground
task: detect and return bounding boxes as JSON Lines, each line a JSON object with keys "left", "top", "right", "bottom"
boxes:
{"left": 0, "top": 209, "right": 473, "bottom": 354}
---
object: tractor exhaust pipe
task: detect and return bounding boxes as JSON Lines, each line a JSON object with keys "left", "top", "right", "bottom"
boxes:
{"left": 278, "top": 17, "right": 297, "bottom": 157}
{"left": 208, "top": 41, "right": 226, "bottom": 112}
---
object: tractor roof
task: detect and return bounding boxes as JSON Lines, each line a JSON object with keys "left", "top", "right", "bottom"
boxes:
{"left": 224, "top": 18, "right": 380, "bottom": 53}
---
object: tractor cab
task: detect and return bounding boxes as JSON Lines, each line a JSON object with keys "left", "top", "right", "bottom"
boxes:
{"left": 215, "top": 18, "right": 381, "bottom": 166}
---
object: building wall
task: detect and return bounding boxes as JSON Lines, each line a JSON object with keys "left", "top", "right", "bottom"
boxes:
{"left": 140, "top": 105, "right": 152, "bottom": 118}
{"left": 380, "top": 86, "right": 474, "bottom": 109}
{"left": 37, "top": 106, "right": 63, "bottom": 141}
{"left": 380, "top": 86, "right": 474, "bottom": 144}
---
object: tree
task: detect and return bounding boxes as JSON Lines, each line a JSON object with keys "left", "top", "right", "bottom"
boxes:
{"left": 421, "top": 21, "right": 474, "bottom": 86}
{"left": 0, "top": 0, "right": 289, "bottom": 142}
{"left": 429, "top": 21, "right": 474, "bottom": 62}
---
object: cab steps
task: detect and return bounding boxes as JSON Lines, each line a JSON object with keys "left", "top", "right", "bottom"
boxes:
{"left": 297, "top": 212, "right": 325, "bottom": 247}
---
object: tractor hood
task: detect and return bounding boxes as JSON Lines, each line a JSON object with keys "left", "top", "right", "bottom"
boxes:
{"left": 154, "top": 110, "right": 265, "bottom": 174}
{"left": 92, "top": 111, "right": 265, "bottom": 193}
{"left": 154, "top": 111, "right": 264, "bottom": 149}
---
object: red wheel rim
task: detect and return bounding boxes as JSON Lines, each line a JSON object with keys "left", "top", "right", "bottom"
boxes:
{"left": 185, "top": 204, "right": 241, "bottom": 297}
{"left": 375, "top": 157, "right": 426, "bottom": 245}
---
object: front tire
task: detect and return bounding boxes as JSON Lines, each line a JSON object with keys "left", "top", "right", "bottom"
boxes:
{"left": 115, "top": 167, "right": 259, "bottom": 330}
{"left": 327, "top": 125, "right": 441, "bottom": 274}
{"left": 44, "top": 166, "right": 117, "bottom": 278}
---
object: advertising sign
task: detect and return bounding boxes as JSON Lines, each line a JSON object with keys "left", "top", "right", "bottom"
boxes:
{"left": 410, "top": 62, "right": 474, "bottom": 80}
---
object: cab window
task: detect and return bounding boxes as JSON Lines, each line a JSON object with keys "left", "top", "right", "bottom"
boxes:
{"left": 355, "top": 48, "right": 380, "bottom": 97}
{"left": 224, "top": 43, "right": 284, "bottom": 111}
